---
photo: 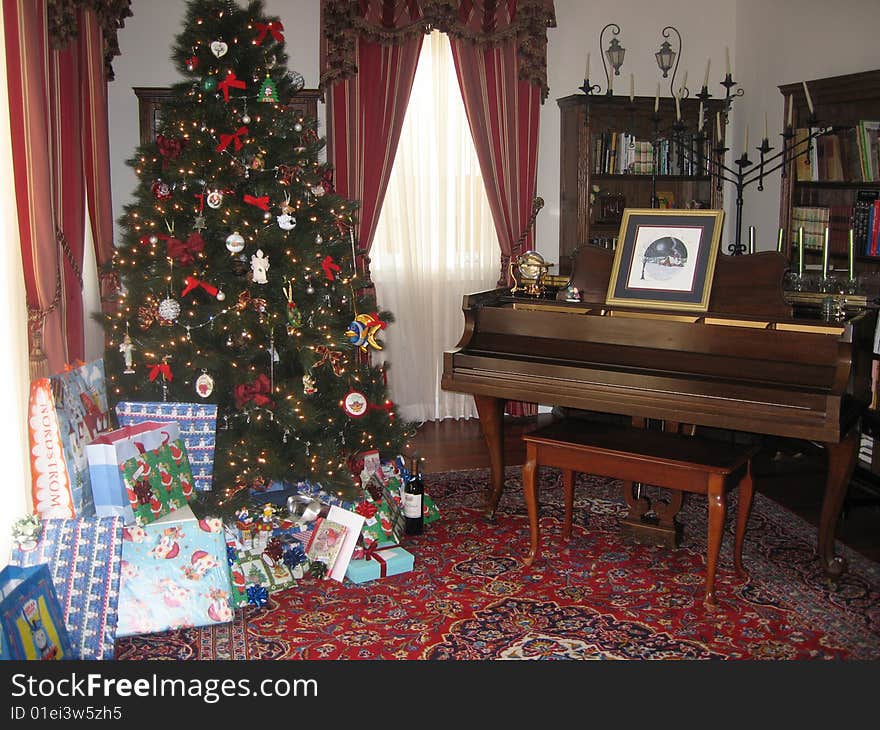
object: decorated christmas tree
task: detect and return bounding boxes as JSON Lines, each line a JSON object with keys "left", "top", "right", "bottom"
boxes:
{"left": 103, "top": 0, "right": 412, "bottom": 512}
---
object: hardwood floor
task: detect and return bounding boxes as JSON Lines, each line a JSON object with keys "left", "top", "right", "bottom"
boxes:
{"left": 409, "top": 415, "right": 880, "bottom": 564}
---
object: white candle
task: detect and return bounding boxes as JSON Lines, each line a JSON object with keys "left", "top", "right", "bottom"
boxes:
{"left": 716, "top": 111, "right": 722, "bottom": 141}
{"left": 849, "top": 228, "right": 855, "bottom": 279}
{"left": 654, "top": 83, "right": 660, "bottom": 112}
{"left": 680, "top": 70, "right": 688, "bottom": 97}
{"left": 698, "top": 101, "right": 704, "bottom": 131}
{"left": 749, "top": 226, "right": 755, "bottom": 254}
{"left": 798, "top": 228, "right": 804, "bottom": 276}
{"left": 725, "top": 46, "right": 731, "bottom": 75}
{"left": 787, "top": 95, "right": 793, "bottom": 128}
{"left": 803, "top": 81, "right": 814, "bottom": 115}
{"left": 822, "top": 226, "right": 829, "bottom": 278}
{"left": 585, "top": 52, "right": 590, "bottom": 81}
{"left": 777, "top": 228, "right": 784, "bottom": 253}
{"left": 764, "top": 111, "right": 769, "bottom": 142}
{"left": 675, "top": 92, "right": 681, "bottom": 121}
{"left": 703, "top": 58, "right": 711, "bottom": 88}
{"left": 630, "top": 73, "right": 635, "bottom": 102}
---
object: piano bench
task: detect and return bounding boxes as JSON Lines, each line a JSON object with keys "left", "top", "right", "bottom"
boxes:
{"left": 521, "top": 420, "right": 759, "bottom": 609}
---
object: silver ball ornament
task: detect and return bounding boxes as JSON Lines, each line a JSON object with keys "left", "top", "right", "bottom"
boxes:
{"left": 242, "top": 114, "right": 251, "bottom": 125}
{"left": 217, "top": 290, "right": 226, "bottom": 301}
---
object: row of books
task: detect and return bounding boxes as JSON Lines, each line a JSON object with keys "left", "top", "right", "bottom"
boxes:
{"left": 592, "top": 131, "right": 712, "bottom": 176}
{"left": 792, "top": 193, "right": 880, "bottom": 256}
{"left": 794, "top": 121, "right": 880, "bottom": 182}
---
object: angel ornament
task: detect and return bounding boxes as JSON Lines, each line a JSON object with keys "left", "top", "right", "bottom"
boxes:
{"left": 251, "top": 248, "right": 270, "bottom": 284}
{"left": 119, "top": 331, "right": 135, "bottom": 373}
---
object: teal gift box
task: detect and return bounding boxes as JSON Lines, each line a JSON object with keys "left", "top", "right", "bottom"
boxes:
{"left": 345, "top": 545, "right": 414, "bottom": 584}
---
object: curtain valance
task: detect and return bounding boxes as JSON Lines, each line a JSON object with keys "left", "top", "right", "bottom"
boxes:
{"left": 46, "top": 0, "right": 132, "bottom": 79}
{"left": 321, "top": 0, "right": 555, "bottom": 99}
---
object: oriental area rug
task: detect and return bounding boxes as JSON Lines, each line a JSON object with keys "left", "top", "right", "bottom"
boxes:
{"left": 115, "top": 467, "right": 880, "bottom": 660}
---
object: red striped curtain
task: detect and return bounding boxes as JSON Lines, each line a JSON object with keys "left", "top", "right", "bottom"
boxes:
{"left": 3, "top": 0, "right": 126, "bottom": 377}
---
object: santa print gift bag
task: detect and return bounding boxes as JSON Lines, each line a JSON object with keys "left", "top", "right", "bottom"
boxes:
{"left": 119, "top": 439, "right": 195, "bottom": 526}
{"left": 28, "top": 359, "right": 111, "bottom": 518}
{"left": 86, "top": 421, "right": 181, "bottom": 522}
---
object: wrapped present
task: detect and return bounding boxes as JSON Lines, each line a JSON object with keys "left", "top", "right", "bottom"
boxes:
{"left": 9, "top": 516, "right": 123, "bottom": 660}
{"left": 86, "top": 421, "right": 181, "bottom": 521}
{"left": 119, "top": 439, "right": 194, "bottom": 525}
{"left": 233, "top": 523, "right": 315, "bottom": 595}
{"left": 0, "top": 564, "right": 74, "bottom": 660}
{"left": 28, "top": 358, "right": 111, "bottom": 518}
{"left": 116, "top": 401, "right": 217, "bottom": 492}
{"left": 345, "top": 544, "right": 415, "bottom": 584}
{"left": 116, "top": 505, "right": 232, "bottom": 637}
{"left": 357, "top": 470, "right": 405, "bottom": 547}
{"left": 224, "top": 532, "right": 249, "bottom": 608}
{"left": 423, "top": 492, "right": 441, "bottom": 525}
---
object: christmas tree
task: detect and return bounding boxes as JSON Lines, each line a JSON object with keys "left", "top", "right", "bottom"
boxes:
{"left": 104, "top": 0, "right": 412, "bottom": 512}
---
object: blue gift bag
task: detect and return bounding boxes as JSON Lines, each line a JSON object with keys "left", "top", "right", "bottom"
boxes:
{"left": 0, "top": 564, "right": 73, "bottom": 660}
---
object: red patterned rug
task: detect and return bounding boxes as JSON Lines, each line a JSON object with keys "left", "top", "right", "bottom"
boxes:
{"left": 115, "top": 468, "right": 880, "bottom": 660}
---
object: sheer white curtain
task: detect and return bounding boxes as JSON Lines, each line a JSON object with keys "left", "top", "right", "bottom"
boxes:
{"left": 372, "top": 31, "right": 499, "bottom": 424}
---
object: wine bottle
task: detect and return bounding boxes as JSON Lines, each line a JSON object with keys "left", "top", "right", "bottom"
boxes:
{"left": 403, "top": 459, "right": 424, "bottom": 535}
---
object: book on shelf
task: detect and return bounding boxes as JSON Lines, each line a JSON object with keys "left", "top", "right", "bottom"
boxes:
{"left": 794, "top": 128, "right": 812, "bottom": 181}
{"left": 819, "top": 134, "right": 845, "bottom": 181}
{"left": 828, "top": 205, "right": 853, "bottom": 255}
{"left": 870, "top": 199, "right": 880, "bottom": 256}
{"left": 791, "top": 206, "right": 830, "bottom": 251}
{"left": 857, "top": 120, "right": 880, "bottom": 182}
{"left": 840, "top": 127, "right": 864, "bottom": 182}
{"left": 854, "top": 189, "right": 880, "bottom": 253}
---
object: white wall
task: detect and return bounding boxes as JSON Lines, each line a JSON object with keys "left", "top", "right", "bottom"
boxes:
{"left": 109, "top": 0, "right": 876, "bottom": 263}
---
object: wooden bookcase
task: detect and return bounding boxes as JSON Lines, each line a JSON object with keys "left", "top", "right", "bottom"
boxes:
{"left": 778, "top": 70, "right": 880, "bottom": 274}
{"left": 557, "top": 93, "right": 727, "bottom": 274}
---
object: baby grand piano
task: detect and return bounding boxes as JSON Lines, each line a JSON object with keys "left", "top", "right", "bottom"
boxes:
{"left": 441, "top": 246, "right": 877, "bottom": 579}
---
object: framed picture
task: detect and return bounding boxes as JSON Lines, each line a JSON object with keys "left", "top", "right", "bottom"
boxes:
{"left": 605, "top": 208, "right": 724, "bottom": 312}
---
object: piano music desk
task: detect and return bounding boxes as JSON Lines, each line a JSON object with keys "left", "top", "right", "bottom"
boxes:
{"left": 521, "top": 420, "right": 759, "bottom": 608}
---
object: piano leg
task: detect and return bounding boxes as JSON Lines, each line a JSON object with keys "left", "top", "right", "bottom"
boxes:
{"left": 820, "top": 425, "right": 860, "bottom": 580}
{"left": 474, "top": 394, "right": 505, "bottom": 520}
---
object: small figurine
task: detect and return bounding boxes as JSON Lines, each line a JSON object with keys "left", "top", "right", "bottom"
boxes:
{"left": 565, "top": 285, "right": 581, "bottom": 302}
{"left": 119, "top": 331, "right": 135, "bottom": 373}
{"left": 251, "top": 248, "right": 269, "bottom": 284}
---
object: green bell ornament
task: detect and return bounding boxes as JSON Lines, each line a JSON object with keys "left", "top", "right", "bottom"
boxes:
{"left": 201, "top": 75, "right": 217, "bottom": 92}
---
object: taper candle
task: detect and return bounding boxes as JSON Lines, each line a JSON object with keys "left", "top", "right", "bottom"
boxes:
{"left": 675, "top": 92, "right": 681, "bottom": 121}
{"left": 630, "top": 73, "right": 634, "bottom": 102}
{"left": 680, "top": 71, "right": 688, "bottom": 97}
{"left": 822, "top": 226, "right": 829, "bottom": 278}
{"left": 777, "top": 227, "right": 784, "bottom": 253}
{"left": 716, "top": 111, "right": 722, "bottom": 140}
{"left": 654, "top": 83, "right": 660, "bottom": 112}
{"left": 698, "top": 101, "right": 704, "bottom": 131}
{"left": 803, "top": 81, "right": 814, "bottom": 115}
{"left": 764, "top": 111, "right": 769, "bottom": 142}
{"left": 585, "top": 52, "right": 590, "bottom": 81}
{"left": 703, "top": 58, "right": 711, "bottom": 88}
{"left": 725, "top": 46, "right": 730, "bottom": 75}
{"left": 787, "top": 95, "right": 793, "bottom": 128}
{"left": 798, "top": 228, "right": 804, "bottom": 276}
{"left": 849, "top": 228, "right": 855, "bottom": 279}
{"left": 749, "top": 226, "right": 755, "bottom": 254}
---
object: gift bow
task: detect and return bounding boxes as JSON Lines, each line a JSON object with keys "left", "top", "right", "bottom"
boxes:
{"left": 355, "top": 501, "right": 378, "bottom": 519}
{"left": 362, "top": 542, "right": 394, "bottom": 577}
{"left": 244, "top": 193, "right": 270, "bottom": 211}
{"left": 246, "top": 584, "right": 269, "bottom": 608}
{"left": 181, "top": 275, "right": 219, "bottom": 298}
{"left": 234, "top": 373, "right": 274, "bottom": 409}
{"left": 165, "top": 232, "right": 205, "bottom": 265}
{"left": 321, "top": 255, "right": 341, "bottom": 281}
{"left": 217, "top": 70, "right": 246, "bottom": 102}
{"left": 254, "top": 21, "right": 284, "bottom": 45}
{"left": 148, "top": 362, "right": 173, "bottom": 382}
{"left": 314, "top": 344, "right": 344, "bottom": 376}
{"left": 216, "top": 125, "right": 248, "bottom": 152}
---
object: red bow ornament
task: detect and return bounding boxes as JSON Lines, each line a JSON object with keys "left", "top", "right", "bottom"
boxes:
{"left": 244, "top": 193, "right": 270, "bottom": 211}
{"left": 165, "top": 232, "right": 205, "bottom": 265}
{"left": 156, "top": 134, "right": 185, "bottom": 162}
{"left": 355, "top": 501, "right": 378, "bottom": 520}
{"left": 217, "top": 70, "right": 246, "bottom": 102}
{"left": 253, "top": 21, "right": 284, "bottom": 45}
{"left": 321, "top": 255, "right": 341, "bottom": 281}
{"left": 216, "top": 126, "right": 249, "bottom": 152}
{"left": 148, "top": 362, "right": 173, "bottom": 383}
{"left": 234, "top": 373, "right": 274, "bottom": 409}
{"left": 181, "top": 275, "right": 220, "bottom": 298}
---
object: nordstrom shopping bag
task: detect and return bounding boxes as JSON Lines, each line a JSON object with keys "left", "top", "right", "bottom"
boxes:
{"left": 28, "top": 358, "right": 111, "bottom": 518}
{"left": 0, "top": 564, "right": 73, "bottom": 660}
{"left": 116, "top": 402, "right": 217, "bottom": 492}
{"left": 9, "top": 516, "right": 123, "bottom": 660}
{"left": 86, "top": 421, "right": 181, "bottom": 521}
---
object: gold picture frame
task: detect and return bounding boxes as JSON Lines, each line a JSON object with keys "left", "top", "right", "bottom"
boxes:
{"left": 605, "top": 208, "right": 725, "bottom": 312}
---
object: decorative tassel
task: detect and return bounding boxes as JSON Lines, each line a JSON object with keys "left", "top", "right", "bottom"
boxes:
{"left": 28, "top": 325, "right": 48, "bottom": 380}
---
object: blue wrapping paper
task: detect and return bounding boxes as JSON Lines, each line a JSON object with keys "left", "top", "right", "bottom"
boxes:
{"left": 9, "top": 516, "right": 123, "bottom": 660}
